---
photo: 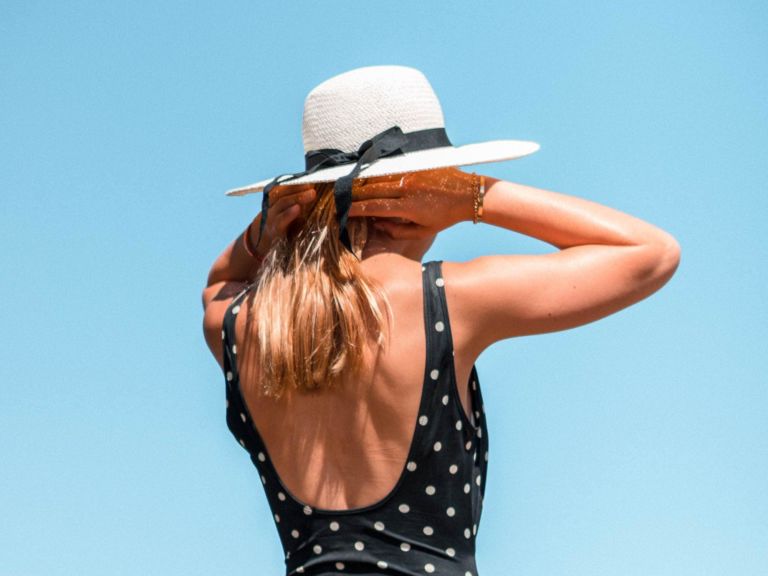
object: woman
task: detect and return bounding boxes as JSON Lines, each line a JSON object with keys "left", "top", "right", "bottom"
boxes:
{"left": 202, "top": 66, "right": 680, "bottom": 576}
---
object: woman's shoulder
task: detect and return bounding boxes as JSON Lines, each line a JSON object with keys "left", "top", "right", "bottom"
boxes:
{"left": 202, "top": 279, "right": 251, "bottom": 370}
{"left": 360, "top": 255, "right": 427, "bottom": 292}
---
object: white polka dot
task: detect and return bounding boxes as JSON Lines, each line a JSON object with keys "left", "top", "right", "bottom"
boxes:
{"left": 433, "top": 441, "right": 442, "bottom": 452}
{"left": 286, "top": 551, "right": 290, "bottom": 559}
{"left": 425, "top": 563, "right": 435, "bottom": 573}
{"left": 291, "top": 529, "right": 300, "bottom": 539}
{"left": 335, "top": 562, "right": 345, "bottom": 570}
{"left": 456, "top": 420, "right": 463, "bottom": 431}
{"left": 465, "top": 572, "right": 473, "bottom": 576}
{"left": 226, "top": 371, "right": 233, "bottom": 382}
{"left": 221, "top": 330, "right": 225, "bottom": 340}
{"left": 303, "top": 505, "right": 313, "bottom": 515}
{"left": 473, "top": 524, "right": 477, "bottom": 535}
{"left": 401, "top": 542, "right": 411, "bottom": 552}
{"left": 465, "top": 440, "right": 473, "bottom": 451}
{"left": 430, "top": 369, "right": 440, "bottom": 380}
{"left": 449, "top": 464, "right": 458, "bottom": 474}
{"left": 330, "top": 521, "right": 340, "bottom": 531}
{"left": 446, "top": 547, "right": 456, "bottom": 557}
{"left": 442, "top": 394, "right": 449, "bottom": 405}
{"left": 296, "top": 567, "right": 304, "bottom": 574}
{"left": 485, "top": 451, "right": 489, "bottom": 462}
{"left": 418, "top": 415, "right": 429, "bottom": 426}
{"left": 257, "top": 452, "right": 266, "bottom": 462}
{"left": 477, "top": 428, "right": 482, "bottom": 438}
{"left": 354, "top": 541, "right": 365, "bottom": 551}
{"left": 377, "top": 560, "right": 388, "bottom": 569}
{"left": 447, "top": 507, "right": 456, "bottom": 517}
{"left": 422, "top": 266, "right": 426, "bottom": 272}
{"left": 240, "top": 412, "right": 246, "bottom": 423}
{"left": 464, "top": 528, "right": 471, "bottom": 539}
{"left": 231, "top": 344, "right": 237, "bottom": 355}
{"left": 464, "top": 483, "right": 471, "bottom": 494}
{"left": 434, "top": 321, "right": 444, "bottom": 332}
{"left": 260, "top": 475, "right": 266, "bottom": 484}
{"left": 476, "top": 475, "right": 482, "bottom": 486}
{"left": 435, "top": 277, "right": 445, "bottom": 287}
{"left": 398, "top": 503, "right": 410, "bottom": 513}
{"left": 374, "top": 521, "right": 385, "bottom": 531}
{"left": 232, "top": 305, "right": 240, "bottom": 315}
{"left": 423, "top": 526, "right": 434, "bottom": 536}
{"left": 238, "top": 438, "right": 245, "bottom": 447}
{"left": 407, "top": 461, "right": 417, "bottom": 472}
{"left": 474, "top": 411, "right": 480, "bottom": 420}
{"left": 472, "top": 380, "right": 477, "bottom": 390}
{"left": 425, "top": 485, "right": 436, "bottom": 496}
{"left": 277, "top": 492, "right": 286, "bottom": 501}
{"left": 274, "top": 514, "right": 280, "bottom": 522}
{"left": 313, "top": 544, "right": 322, "bottom": 554}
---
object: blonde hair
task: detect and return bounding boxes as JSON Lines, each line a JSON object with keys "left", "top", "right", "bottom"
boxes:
{"left": 241, "top": 182, "right": 390, "bottom": 399}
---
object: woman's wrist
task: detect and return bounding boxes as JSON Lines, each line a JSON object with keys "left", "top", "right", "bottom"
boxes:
{"left": 205, "top": 218, "right": 267, "bottom": 288}
{"left": 441, "top": 169, "right": 483, "bottom": 226}
{"left": 463, "top": 174, "right": 496, "bottom": 225}
{"left": 470, "top": 173, "right": 485, "bottom": 224}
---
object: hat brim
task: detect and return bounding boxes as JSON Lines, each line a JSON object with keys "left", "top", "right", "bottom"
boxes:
{"left": 224, "top": 139, "right": 540, "bottom": 196}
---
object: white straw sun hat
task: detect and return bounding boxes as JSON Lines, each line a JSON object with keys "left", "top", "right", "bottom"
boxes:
{"left": 226, "top": 65, "right": 539, "bottom": 197}
{"left": 227, "top": 65, "right": 539, "bottom": 250}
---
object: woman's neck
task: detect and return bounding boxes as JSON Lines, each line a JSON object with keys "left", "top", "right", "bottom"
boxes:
{"left": 361, "top": 229, "right": 436, "bottom": 262}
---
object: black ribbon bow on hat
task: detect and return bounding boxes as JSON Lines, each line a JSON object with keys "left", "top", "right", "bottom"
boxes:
{"left": 257, "top": 125, "right": 451, "bottom": 254}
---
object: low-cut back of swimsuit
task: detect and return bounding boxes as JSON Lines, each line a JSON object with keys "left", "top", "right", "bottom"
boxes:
{"left": 221, "top": 260, "right": 490, "bottom": 575}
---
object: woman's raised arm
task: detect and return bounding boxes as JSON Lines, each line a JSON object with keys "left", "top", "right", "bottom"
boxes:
{"left": 349, "top": 168, "right": 681, "bottom": 356}
{"left": 445, "top": 177, "right": 680, "bottom": 355}
{"left": 201, "top": 184, "right": 317, "bottom": 367}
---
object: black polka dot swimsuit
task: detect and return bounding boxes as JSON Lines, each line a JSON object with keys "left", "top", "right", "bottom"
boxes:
{"left": 221, "top": 261, "right": 489, "bottom": 576}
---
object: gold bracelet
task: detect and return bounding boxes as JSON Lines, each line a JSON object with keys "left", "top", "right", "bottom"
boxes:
{"left": 477, "top": 175, "right": 485, "bottom": 223}
{"left": 472, "top": 172, "right": 480, "bottom": 224}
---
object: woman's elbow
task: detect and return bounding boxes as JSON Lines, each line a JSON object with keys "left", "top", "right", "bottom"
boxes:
{"left": 657, "top": 231, "right": 681, "bottom": 277}
{"left": 636, "top": 232, "right": 681, "bottom": 288}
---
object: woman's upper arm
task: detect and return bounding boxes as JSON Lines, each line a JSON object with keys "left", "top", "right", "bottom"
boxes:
{"left": 444, "top": 240, "right": 680, "bottom": 354}
{"left": 202, "top": 280, "right": 248, "bottom": 369}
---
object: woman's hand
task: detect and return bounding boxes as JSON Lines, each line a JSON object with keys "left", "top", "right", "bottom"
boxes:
{"left": 249, "top": 183, "right": 317, "bottom": 257}
{"left": 348, "top": 167, "right": 479, "bottom": 239}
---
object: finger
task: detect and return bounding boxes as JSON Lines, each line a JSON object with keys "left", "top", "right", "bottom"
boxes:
{"left": 348, "top": 199, "right": 409, "bottom": 218}
{"left": 270, "top": 187, "right": 316, "bottom": 212}
{"left": 269, "top": 185, "right": 314, "bottom": 206}
{"left": 353, "top": 180, "right": 404, "bottom": 201}
{"left": 361, "top": 172, "right": 408, "bottom": 185}
{"left": 269, "top": 184, "right": 315, "bottom": 206}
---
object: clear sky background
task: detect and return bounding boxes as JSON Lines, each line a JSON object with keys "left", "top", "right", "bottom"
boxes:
{"left": 1, "top": 2, "right": 766, "bottom": 575}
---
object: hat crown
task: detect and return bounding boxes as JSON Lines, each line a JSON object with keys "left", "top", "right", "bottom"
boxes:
{"left": 302, "top": 66, "right": 446, "bottom": 154}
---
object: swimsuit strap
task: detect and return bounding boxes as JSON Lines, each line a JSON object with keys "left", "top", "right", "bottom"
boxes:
{"left": 221, "top": 286, "right": 280, "bottom": 481}
{"left": 423, "top": 260, "right": 490, "bottom": 500}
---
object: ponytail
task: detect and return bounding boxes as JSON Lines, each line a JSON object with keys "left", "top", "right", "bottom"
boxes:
{"left": 241, "top": 182, "right": 390, "bottom": 398}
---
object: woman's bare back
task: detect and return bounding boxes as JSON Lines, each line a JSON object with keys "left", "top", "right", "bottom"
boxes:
{"left": 232, "top": 255, "right": 477, "bottom": 511}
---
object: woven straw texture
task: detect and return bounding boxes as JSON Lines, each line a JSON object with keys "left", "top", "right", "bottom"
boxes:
{"left": 302, "top": 66, "right": 446, "bottom": 153}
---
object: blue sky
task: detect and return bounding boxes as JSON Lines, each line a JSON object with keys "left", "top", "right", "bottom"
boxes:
{"left": 1, "top": 2, "right": 766, "bottom": 575}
